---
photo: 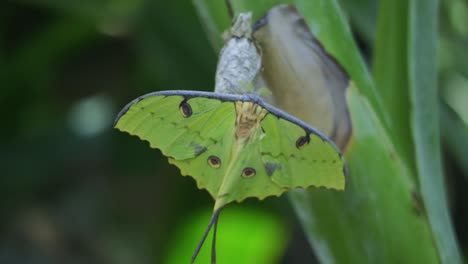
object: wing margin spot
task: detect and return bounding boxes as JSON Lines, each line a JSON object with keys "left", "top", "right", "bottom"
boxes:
{"left": 295, "top": 134, "right": 310, "bottom": 149}
{"left": 264, "top": 162, "right": 281, "bottom": 176}
{"left": 179, "top": 99, "right": 193, "bottom": 117}
{"left": 190, "top": 142, "right": 207, "bottom": 157}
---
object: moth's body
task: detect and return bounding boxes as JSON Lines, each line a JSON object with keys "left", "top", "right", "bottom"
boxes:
{"left": 234, "top": 101, "right": 267, "bottom": 141}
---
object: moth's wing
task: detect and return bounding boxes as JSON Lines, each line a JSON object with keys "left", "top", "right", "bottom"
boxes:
{"left": 259, "top": 107, "right": 347, "bottom": 190}
{"left": 205, "top": 102, "right": 346, "bottom": 210}
{"left": 114, "top": 92, "right": 236, "bottom": 197}
{"left": 170, "top": 105, "right": 286, "bottom": 209}
{"left": 175, "top": 127, "right": 288, "bottom": 210}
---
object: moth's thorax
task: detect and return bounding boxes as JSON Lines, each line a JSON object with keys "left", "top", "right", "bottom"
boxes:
{"left": 234, "top": 101, "right": 267, "bottom": 141}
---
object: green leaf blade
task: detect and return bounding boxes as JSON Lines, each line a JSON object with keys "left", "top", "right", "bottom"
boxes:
{"left": 373, "top": 0, "right": 414, "bottom": 173}
{"left": 408, "top": 0, "right": 462, "bottom": 262}
{"left": 290, "top": 86, "right": 440, "bottom": 263}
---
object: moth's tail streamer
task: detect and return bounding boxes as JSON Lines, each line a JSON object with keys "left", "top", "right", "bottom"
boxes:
{"left": 211, "top": 213, "right": 219, "bottom": 264}
{"left": 191, "top": 209, "right": 222, "bottom": 264}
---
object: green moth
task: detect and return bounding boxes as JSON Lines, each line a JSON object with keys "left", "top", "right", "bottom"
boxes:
{"left": 114, "top": 91, "right": 347, "bottom": 261}
{"left": 114, "top": 5, "right": 348, "bottom": 264}
{"left": 115, "top": 91, "right": 347, "bottom": 208}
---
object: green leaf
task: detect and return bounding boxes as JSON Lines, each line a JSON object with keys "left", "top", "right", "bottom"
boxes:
{"left": 373, "top": 0, "right": 414, "bottom": 173}
{"left": 193, "top": 0, "right": 231, "bottom": 49}
{"left": 337, "top": 0, "right": 377, "bottom": 44}
{"left": 290, "top": 85, "right": 439, "bottom": 263}
{"left": 408, "top": 0, "right": 462, "bottom": 262}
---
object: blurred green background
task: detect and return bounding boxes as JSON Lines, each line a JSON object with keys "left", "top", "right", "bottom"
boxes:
{"left": 1, "top": 0, "right": 467, "bottom": 263}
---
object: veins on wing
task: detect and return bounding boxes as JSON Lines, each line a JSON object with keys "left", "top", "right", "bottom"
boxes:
{"left": 169, "top": 123, "right": 219, "bottom": 144}
{"left": 260, "top": 151, "right": 339, "bottom": 164}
